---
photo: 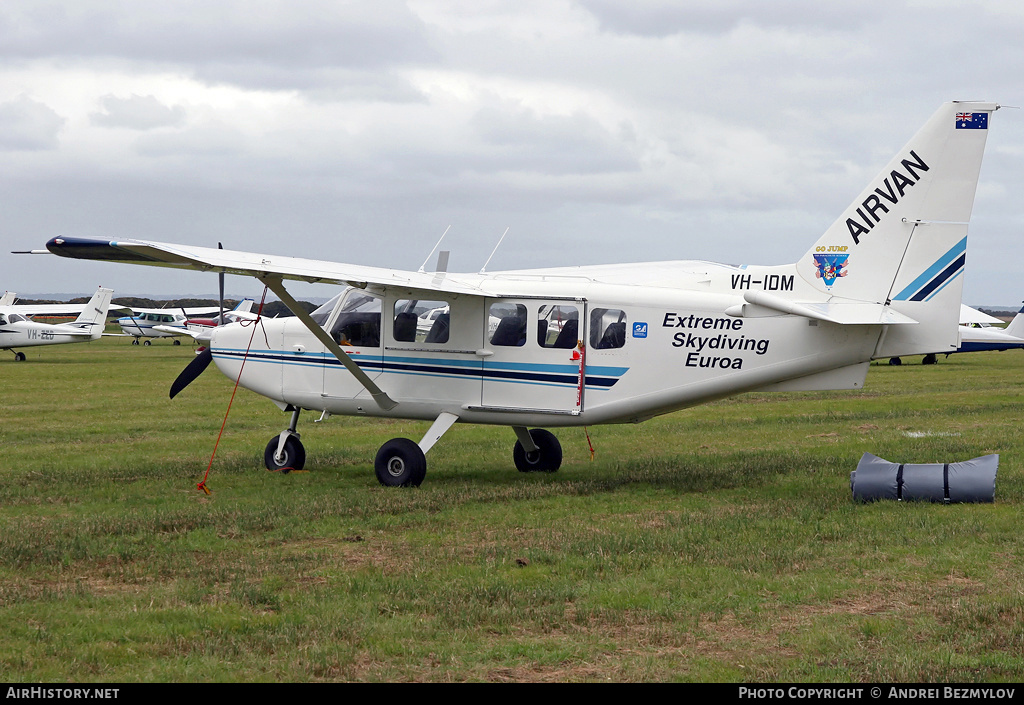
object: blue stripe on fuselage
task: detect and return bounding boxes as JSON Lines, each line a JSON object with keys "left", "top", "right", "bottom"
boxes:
{"left": 211, "top": 348, "right": 627, "bottom": 389}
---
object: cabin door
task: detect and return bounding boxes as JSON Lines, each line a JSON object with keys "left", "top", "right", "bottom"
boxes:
{"left": 480, "top": 298, "right": 586, "bottom": 414}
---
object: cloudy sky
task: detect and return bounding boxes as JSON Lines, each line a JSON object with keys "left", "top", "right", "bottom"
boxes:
{"left": 2, "top": 0, "right": 1022, "bottom": 305}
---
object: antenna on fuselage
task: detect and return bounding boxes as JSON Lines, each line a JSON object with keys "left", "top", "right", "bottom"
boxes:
{"left": 479, "top": 227, "right": 510, "bottom": 274}
{"left": 418, "top": 225, "right": 451, "bottom": 273}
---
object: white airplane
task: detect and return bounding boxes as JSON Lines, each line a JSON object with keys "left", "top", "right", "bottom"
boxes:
{"left": 954, "top": 304, "right": 1024, "bottom": 354}
{"left": 891, "top": 304, "right": 1024, "bottom": 365}
{"left": 0, "top": 286, "right": 114, "bottom": 361}
{"left": 116, "top": 305, "right": 223, "bottom": 345}
{"left": 37, "top": 101, "right": 1000, "bottom": 486}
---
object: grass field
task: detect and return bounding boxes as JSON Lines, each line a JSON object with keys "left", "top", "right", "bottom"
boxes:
{"left": 1, "top": 333, "right": 1022, "bottom": 682}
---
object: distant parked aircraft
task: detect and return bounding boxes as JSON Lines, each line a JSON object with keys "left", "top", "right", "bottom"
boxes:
{"left": 115, "top": 305, "right": 223, "bottom": 345}
{"left": 891, "top": 304, "right": 1024, "bottom": 364}
{"left": 0, "top": 287, "right": 114, "bottom": 361}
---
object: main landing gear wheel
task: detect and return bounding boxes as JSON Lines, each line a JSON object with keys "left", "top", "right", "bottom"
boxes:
{"left": 143, "top": 339, "right": 152, "bottom": 346}
{"left": 264, "top": 435, "right": 306, "bottom": 473}
{"left": 13, "top": 352, "right": 26, "bottom": 362}
{"left": 131, "top": 339, "right": 140, "bottom": 345}
{"left": 375, "top": 438, "right": 426, "bottom": 487}
{"left": 922, "top": 353, "right": 937, "bottom": 365}
{"left": 173, "top": 339, "right": 181, "bottom": 346}
{"left": 513, "top": 428, "right": 562, "bottom": 473}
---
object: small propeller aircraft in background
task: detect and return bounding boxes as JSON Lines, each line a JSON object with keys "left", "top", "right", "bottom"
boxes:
{"left": 36, "top": 101, "right": 1001, "bottom": 486}
{"left": 0, "top": 286, "right": 114, "bottom": 361}
{"left": 115, "top": 305, "right": 226, "bottom": 345}
{"left": 890, "top": 304, "right": 1024, "bottom": 365}
{"left": 956, "top": 304, "right": 1024, "bottom": 354}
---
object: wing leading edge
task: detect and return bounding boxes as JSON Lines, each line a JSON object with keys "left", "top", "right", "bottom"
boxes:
{"left": 45, "top": 237, "right": 483, "bottom": 297}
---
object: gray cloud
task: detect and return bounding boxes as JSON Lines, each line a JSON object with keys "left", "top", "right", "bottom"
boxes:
{"left": 0, "top": 96, "right": 65, "bottom": 150}
{"left": 0, "top": 0, "right": 436, "bottom": 91}
{"left": 91, "top": 94, "right": 186, "bottom": 129}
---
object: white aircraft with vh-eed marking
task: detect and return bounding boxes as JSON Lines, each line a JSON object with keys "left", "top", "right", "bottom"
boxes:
{"left": 0, "top": 286, "right": 114, "bottom": 361}
{"left": 37, "top": 101, "right": 1000, "bottom": 486}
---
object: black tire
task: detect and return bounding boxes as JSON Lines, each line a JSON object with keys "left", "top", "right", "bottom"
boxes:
{"left": 131, "top": 339, "right": 140, "bottom": 345}
{"left": 264, "top": 435, "right": 305, "bottom": 473}
{"left": 173, "top": 339, "right": 181, "bottom": 346}
{"left": 922, "top": 354, "right": 937, "bottom": 365}
{"left": 13, "top": 352, "right": 26, "bottom": 362}
{"left": 513, "top": 428, "right": 562, "bottom": 473}
{"left": 374, "top": 438, "right": 426, "bottom": 487}
{"left": 143, "top": 339, "right": 151, "bottom": 346}
{"left": 888, "top": 357, "right": 902, "bottom": 366}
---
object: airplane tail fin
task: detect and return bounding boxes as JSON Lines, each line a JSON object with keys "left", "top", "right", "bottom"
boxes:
{"left": 1003, "top": 304, "right": 1024, "bottom": 339}
{"left": 74, "top": 287, "right": 114, "bottom": 339}
{"left": 795, "top": 101, "right": 999, "bottom": 358}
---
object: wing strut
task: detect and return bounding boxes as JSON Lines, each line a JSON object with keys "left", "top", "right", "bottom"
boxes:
{"left": 260, "top": 275, "right": 398, "bottom": 411}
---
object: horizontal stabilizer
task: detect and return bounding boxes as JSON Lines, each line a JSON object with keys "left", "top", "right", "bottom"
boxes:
{"left": 727, "top": 291, "right": 918, "bottom": 325}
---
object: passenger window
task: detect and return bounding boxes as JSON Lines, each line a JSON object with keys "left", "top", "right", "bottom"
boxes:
{"left": 489, "top": 303, "right": 527, "bottom": 347}
{"left": 329, "top": 292, "right": 381, "bottom": 347}
{"left": 590, "top": 308, "right": 626, "bottom": 349}
{"left": 393, "top": 299, "right": 449, "bottom": 344}
{"left": 538, "top": 305, "right": 579, "bottom": 349}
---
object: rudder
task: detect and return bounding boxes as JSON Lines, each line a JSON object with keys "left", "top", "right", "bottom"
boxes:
{"left": 74, "top": 286, "right": 114, "bottom": 339}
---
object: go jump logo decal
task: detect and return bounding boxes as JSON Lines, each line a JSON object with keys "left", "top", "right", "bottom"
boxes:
{"left": 812, "top": 253, "right": 849, "bottom": 286}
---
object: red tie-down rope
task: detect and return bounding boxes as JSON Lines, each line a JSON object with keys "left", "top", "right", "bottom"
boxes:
{"left": 196, "top": 286, "right": 269, "bottom": 495}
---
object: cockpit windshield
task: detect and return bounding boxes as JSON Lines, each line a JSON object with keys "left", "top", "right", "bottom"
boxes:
{"left": 310, "top": 291, "right": 345, "bottom": 326}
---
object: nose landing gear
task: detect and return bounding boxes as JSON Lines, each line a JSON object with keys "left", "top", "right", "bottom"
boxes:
{"left": 264, "top": 407, "right": 306, "bottom": 473}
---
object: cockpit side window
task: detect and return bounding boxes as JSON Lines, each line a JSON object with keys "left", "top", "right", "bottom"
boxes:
{"left": 329, "top": 291, "right": 381, "bottom": 347}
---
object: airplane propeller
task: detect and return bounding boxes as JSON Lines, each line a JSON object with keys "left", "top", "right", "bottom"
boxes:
{"left": 170, "top": 346, "right": 213, "bottom": 399}
{"left": 169, "top": 242, "right": 225, "bottom": 399}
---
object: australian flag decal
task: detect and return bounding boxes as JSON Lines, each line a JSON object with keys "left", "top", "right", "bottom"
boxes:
{"left": 956, "top": 112, "right": 988, "bottom": 130}
{"left": 812, "top": 254, "right": 849, "bottom": 286}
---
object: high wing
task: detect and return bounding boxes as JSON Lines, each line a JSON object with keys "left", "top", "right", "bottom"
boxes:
{"left": 123, "top": 305, "right": 222, "bottom": 316}
{"left": 0, "top": 299, "right": 129, "bottom": 318}
{"left": 46, "top": 237, "right": 485, "bottom": 298}
{"left": 960, "top": 304, "right": 1003, "bottom": 326}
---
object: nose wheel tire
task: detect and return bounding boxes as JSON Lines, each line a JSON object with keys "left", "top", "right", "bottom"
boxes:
{"left": 264, "top": 435, "right": 306, "bottom": 473}
{"left": 374, "top": 438, "right": 426, "bottom": 487}
{"left": 513, "top": 429, "right": 562, "bottom": 473}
